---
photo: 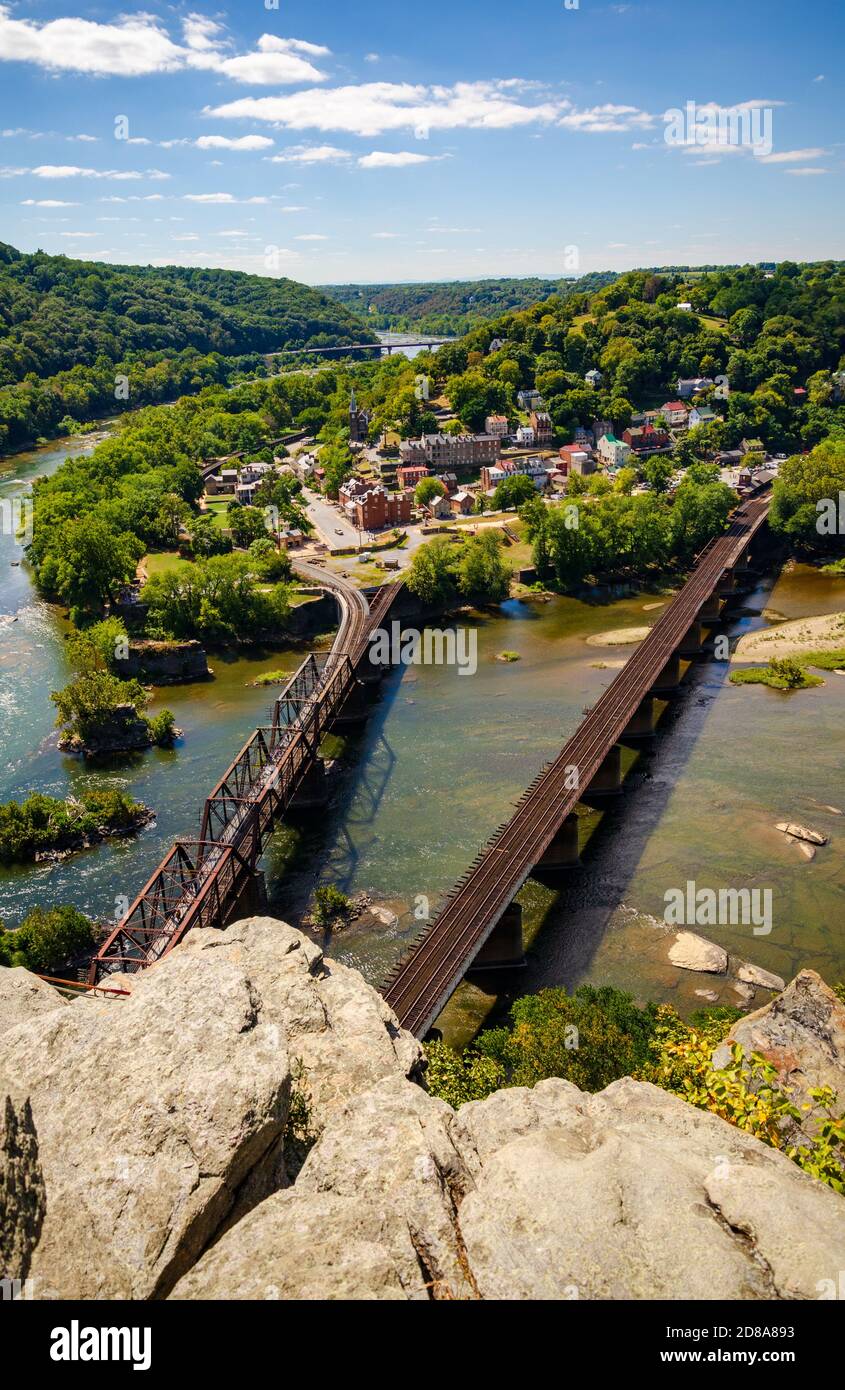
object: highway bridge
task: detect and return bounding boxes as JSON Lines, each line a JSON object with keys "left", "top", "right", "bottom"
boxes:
{"left": 90, "top": 570, "right": 402, "bottom": 982}
{"left": 265, "top": 338, "right": 453, "bottom": 360}
{"left": 383, "top": 492, "right": 772, "bottom": 1038}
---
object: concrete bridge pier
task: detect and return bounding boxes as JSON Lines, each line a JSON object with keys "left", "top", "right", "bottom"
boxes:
{"left": 621, "top": 696, "right": 655, "bottom": 744}
{"left": 677, "top": 621, "right": 704, "bottom": 658}
{"left": 225, "top": 868, "right": 268, "bottom": 925}
{"left": 289, "top": 758, "right": 330, "bottom": 811}
{"left": 534, "top": 813, "right": 581, "bottom": 878}
{"left": 468, "top": 902, "right": 526, "bottom": 972}
{"left": 650, "top": 653, "right": 681, "bottom": 697}
{"left": 330, "top": 680, "right": 371, "bottom": 732}
{"left": 697, "top": 593, "right": 723, "bottom": 625}
{"left": 582, "top": 743, "right": 623, "bottom": 806}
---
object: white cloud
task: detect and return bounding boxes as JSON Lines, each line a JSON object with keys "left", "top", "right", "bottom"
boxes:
{"left": 195, "top": 135, "right": 274, "bottom": 151}
{"left": 359, "top": 150, "right": 449, "bottom": 168}
{"left": 294, "top": 233, "right": 329, "bottom": 240}
{"left": 28, "top": 164, "right": 170, "bottom": 180}
{"left": 182, "top": 192, "right": 272, "bottom": 204}
{"left": 213, "top": 36, "right": 327, "bottom": 86}
{"left": 364, "top": 53, "right": 380, "bottom": 64}
{"left": 813, "top": 74, "right": 825, "bottom": 82}
{"left": 269, "top": 144, "right": 352, "bottom": 164}
{"left": 372, "top": 231, "right": 398, "bottom": 238}
{"left": 785, "top": 167, "right": 827, "bottom": 176}
{"left": 207, "top": 80, "right": 568, "bottom": 137}
{"left": 21, "top": 198, "right": 78, "bottom": 206}
{"left": 757, "top": 147, "right": 826, "bottom": 164}
{"left": 0, "top": 7, "right": 185, "bottom": 76}
{"left": 59, "top": 230, "right": 97, "bottom": 237}
{"left": 0, "top": 9, "right": 329, "bottom": 84}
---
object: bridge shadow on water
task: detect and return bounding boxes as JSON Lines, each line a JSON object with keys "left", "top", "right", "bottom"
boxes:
{"left": 263, "top": 663, "right": 404, "bottom": 924}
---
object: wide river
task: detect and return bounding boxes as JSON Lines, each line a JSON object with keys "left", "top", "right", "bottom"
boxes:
{"left": 1, "top": 432, "right": 843, "bottom": 1038}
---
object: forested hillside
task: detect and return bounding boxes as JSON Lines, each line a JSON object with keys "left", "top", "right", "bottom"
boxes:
{"left": 319, "top": 273, "right": 618, "bottom": 336}
{"left": 0, "top": 243, "right": 373, "bottom": 453}
{"left": 432, "top": 261, "right": 845, "bottom": 454}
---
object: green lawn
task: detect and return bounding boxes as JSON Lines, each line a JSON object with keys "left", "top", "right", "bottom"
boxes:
{"left": 141, "top": 551, "right": 184, "bottom": 579}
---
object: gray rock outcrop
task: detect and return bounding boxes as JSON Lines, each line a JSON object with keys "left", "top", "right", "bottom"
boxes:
{"left": 0, "top": 916, "right": 422, "bottom": 1299}
{"left": 713, "top": 970, "right": 845, "bottom": 1136}
{"left": 174, "top": 1073, "right": 845, "bottom": 1301}
{"left": 3, "top": 919, "right": 844, "bottom": 1303}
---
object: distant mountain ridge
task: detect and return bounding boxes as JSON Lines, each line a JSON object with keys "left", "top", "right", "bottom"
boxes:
{"left": 318, "top": 273, "right": 620, "bottom": 336}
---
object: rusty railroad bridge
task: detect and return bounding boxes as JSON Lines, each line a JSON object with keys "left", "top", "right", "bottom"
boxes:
{"left": 92, "top": 492, "right": 772, "bottom": 1038}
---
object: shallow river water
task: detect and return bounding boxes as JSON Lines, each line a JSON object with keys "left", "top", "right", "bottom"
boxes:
{"left": 1, "top": 434, "right": 843, "bottom": 1039}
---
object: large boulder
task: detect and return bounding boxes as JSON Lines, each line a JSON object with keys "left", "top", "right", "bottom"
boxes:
{"left": 0, "top": 968, "right": 67, "bottom": 1037}
{"left": 0, "top": 915, "right": 422, "bottom": 1300}
{"left": 713, "top": 969, "right": 845, "bottom": 1145}
{"left": 174, "top": 1074, "right": 845, "bottom": 1301}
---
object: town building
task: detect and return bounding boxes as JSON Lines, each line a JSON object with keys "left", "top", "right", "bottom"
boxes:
{"left": 660, "top": 401, "right": 690, "bottom": 428}
{"left": 592, "top": 418, "right": 614, "bottom": 442}
{"left": 688, "top": 405, "right": 719, "bottom": 429}
{"left": 485, "top": 414, "right": 509, "bottom": 438}
{"left": 517, "top": 388, "right": 545, "bottom": 411}
{"left": 425, "top": 494, "right": 452, "bottom": 521}
{"left": 349, "top": 388, "right": 370, "bottom": 445}
{"left": 622, "top": 425, "right": 670, "bottom": 452}
{"left": 584, "top": 368, "right": 603, "bottom": 388}
{"left": 436, "top": 472, "right": 458, "bottom": 495}
{"left": 397, "top": 463, "right": 430, "bottom": 491}
{"left": 488, "top": 337, "right": 504, "bottom": 354}
{"left": 515, "top": 424, "right": 535, "bottom": 447}
{"left": 558, "top": 445, "right": 594, "bottom": 476}
{"left": 596, "top": 433, "right": 632, "bottom": 470}
{"left": 399, "top": 433, "right": 501, "bottom": 471}
{"left": 530, "top": 410, "right": 554, "bottom": 444}
{"left": 677, "top": 377, "right": 715, "bottom": 399}
{"left": 450, "top": 490, "right": 475, "bottom": 516}
{"left": 346, "top": 485, "right": 411, "bottom": 532}
{"left": 482, "top": 457, "right": 551, "bottom": 492}
{"left": 573, "top": 425, "right": 594, "bottom": 448}
{"left": 205, "top": 467, "right": 239, "bottom": 497}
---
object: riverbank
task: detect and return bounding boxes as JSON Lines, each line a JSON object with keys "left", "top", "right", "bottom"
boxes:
{"left": 732, "top": 609, "right": 845, "bottom": 661}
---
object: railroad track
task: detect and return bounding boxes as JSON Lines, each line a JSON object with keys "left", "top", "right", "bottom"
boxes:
{"left": 90, "top": 571, "right": 403, "bottom": 981}
{"left": 383, "top": 495, "right": 770, "bottom": 1037}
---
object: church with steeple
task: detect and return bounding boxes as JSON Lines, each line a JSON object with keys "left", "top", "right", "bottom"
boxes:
{"left": 349, "top": 388, "right": 370, "bottom": 445}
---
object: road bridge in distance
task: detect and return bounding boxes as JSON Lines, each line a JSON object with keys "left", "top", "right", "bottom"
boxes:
{"left": 382, "top": 492, "right": 772, "bottom": 1038}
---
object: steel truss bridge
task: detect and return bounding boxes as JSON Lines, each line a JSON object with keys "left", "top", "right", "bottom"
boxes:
{"left": 90, "top": 570, "right": 401, "bottom": 982}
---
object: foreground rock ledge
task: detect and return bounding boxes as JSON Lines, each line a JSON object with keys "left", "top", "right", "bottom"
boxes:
{"left": 1, "top": 917, "right": 844, "bottom": 1301}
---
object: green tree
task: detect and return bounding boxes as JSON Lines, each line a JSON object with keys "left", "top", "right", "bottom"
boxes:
{"left": 406, "top": 536, "right": 457, "bottom": 607}
{"left": 456, "top": 531, "right": 510, "bottom": 603}
{"left": 0, "top": 906, "right": 95, "bottom": 972}
{"left": 492, "top": 474, "right": 537, "bottom": 510}
{"left": 414, "top": 476, "right": 447, "bottom": 507}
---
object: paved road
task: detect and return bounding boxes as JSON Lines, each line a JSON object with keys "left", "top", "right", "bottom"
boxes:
{"left": 303, "top": 487, "right": 360, "bottom": 548}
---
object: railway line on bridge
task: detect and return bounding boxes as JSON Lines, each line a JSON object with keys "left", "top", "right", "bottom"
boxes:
{"left": 90, "top": 569, "right": 402, "bottom": 982}
{"left": 383, "top": 492, "right": 772, "bottom": 1038}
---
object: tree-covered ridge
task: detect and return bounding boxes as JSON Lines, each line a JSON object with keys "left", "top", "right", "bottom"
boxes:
{"left": 432, "top": 260, "right": 845, "bottom": 454}
{"left": 0, "top": 241, "right": 375, "bottom": 452}
{"left": 0, "top": 242, "right": 372, "bottom": 384}
{"left": 318, "top": 272, "right": 619, "bottom": 336}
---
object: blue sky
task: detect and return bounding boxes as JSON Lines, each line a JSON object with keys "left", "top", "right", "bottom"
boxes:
{"left": 0, "top": 0, "right": 842, "bottom": 284}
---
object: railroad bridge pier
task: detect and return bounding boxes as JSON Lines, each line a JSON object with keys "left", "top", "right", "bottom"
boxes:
{"left": 383, "top": 493, "right": 773, "bottom": 1036}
